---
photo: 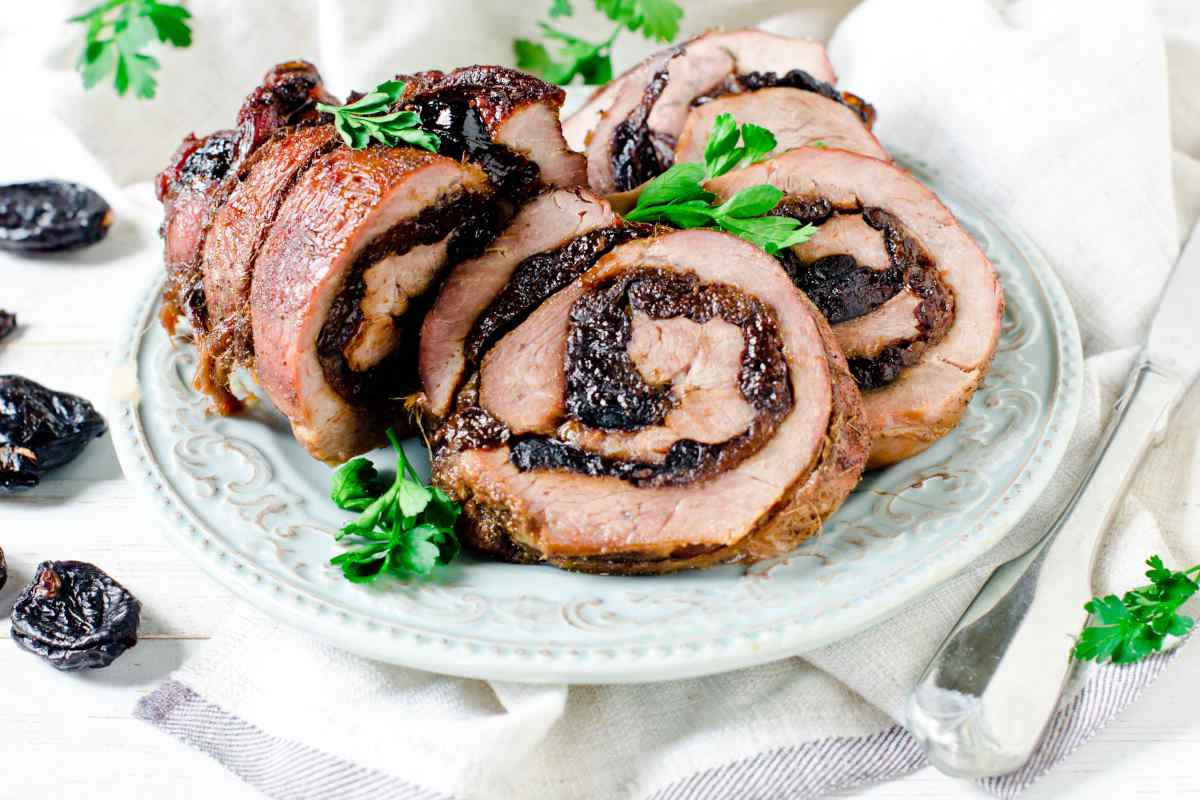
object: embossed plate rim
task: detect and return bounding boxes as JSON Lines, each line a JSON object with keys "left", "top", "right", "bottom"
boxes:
{"left": 111, "top": 166, "right": 1083, "bottom": 683}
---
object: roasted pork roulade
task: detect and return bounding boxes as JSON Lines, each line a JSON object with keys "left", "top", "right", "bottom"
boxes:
{"left": 431, "top": 228, "right": 869, "bottom": 574}
{"left": 157, "top": 61, "right": 335, "bottom": 350}
{"left": 251, "top": 148, "right": 497, "bottom": 462}
{"left": 562, "top": 29, "right": 885, "bottom": 194}
{"left": 707, "top": 148, "right": 1004, "bottom": 467}
{"left": 419, "top": 187, "right": 643, "bottom": 422}
{"left": 400, "top": 66, "right": 586, "bottom": 196}
{"left": 157, "top": 63, "right": 584, "bottom": 461}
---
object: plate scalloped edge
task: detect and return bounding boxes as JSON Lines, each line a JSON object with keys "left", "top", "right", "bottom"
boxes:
{"left": 110, "top": 160, "right": 1083, "bottom": 684}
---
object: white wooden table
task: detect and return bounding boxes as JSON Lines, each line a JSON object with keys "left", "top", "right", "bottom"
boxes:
{"left": 1, "top": 219, "right": 1198, "bottom": 799}
{"left": 4, "top": 0, "right": 1200, "bottom": 792}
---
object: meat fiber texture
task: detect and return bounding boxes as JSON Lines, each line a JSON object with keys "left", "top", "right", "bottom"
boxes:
{"left": 709, "top": 147, "right": 1004, "bottom": 467}
{"left": 419, "top": 188, "right": 621, "bottom": 420}
{"left": 434, "top": 229, "right": 870, "bottom": 574}
{"left": 155, "top": 62, "right": 586, "bottom": 462}
{"left": 564, "top": 29, "right": 884, "bottom": 194}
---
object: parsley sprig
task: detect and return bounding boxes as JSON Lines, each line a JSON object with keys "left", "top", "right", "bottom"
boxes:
{"left": 316, "top": 81, "right": 441, "bottom": 152}
{"left": 71, "top": 0, "right": 193, "bottom": 99}
{"left": 1073, "top": 555, "right": 1199, "bottom": 664}
{"left": 328, "top": 429, "right": 461, "bottom": 583}
{"left": 515, "top": 0, "right": 683, "bottom": 85}
{"left": 625, "top": 114, "right": 816, "bottom": 255}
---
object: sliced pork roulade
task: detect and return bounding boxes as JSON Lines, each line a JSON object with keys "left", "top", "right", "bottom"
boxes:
{"left": 157, "top": 61, "right": 335, "bottom": 342}
{"left": 432, "top": 229, "right": 869, "bottom": 574}
{"left": 418, "top": 187, "right": 647, "bottom": 422}
{"left": 707, "top": 148, "right": 1004, "bottom": 467}
{"left": 158, "top": 63, "right": 585, "bottom": 462}
{"left": 400, "top": 66, "right": 586, "bottom": 196}
{"left": 562, "top": 29, "right": 884, "bottom": 194}
{"left": 250, "top": 148, "right": 497, "bottom": 463}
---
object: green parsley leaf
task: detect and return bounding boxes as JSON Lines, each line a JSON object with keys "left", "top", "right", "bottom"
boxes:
{"left": 703, "top": 113, "right": 778, "bottom": 179}
{"left": 625, "top": 116, "right": 816, "bottom": 254}
{"left": 719, "top": 214, "right": 817, "bottom": 255}
{"left": 1073, "top": 555, "right": 1199, "bottom": 665}
{"left": 330, "top": 457, "right": 388, "bottom": 512}
{"left": 713, "top": 184, "right": 782, "bottom": 219}
{"left": 635, "top": 0, "right": 683, "bottom": 42}
{"left": 595, "top": 0, "right": 682, "bottom": 42}
{"left": 627, "top": 162, "right": 712, "bottom": 214}
{"left": 316, "top": 82, "right": 441, "bottom": 152}
{"left": 328, "top": 428, "right": 462, "bottom": 584}
{"left": 70, "top": 0, "right": 192, "bottom": 99}
{"left": 515, "top": 0, "right": 682, "bottom": 85}
{"left": 514, "top": 39, "right": 557, "bottom": 78}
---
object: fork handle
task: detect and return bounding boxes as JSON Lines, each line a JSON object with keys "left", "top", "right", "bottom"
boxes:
{"left": 905, "top": 358, "right": 1185, "bottom": 778}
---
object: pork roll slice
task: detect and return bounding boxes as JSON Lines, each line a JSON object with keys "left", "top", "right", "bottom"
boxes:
{"left": 433, "top": 229, "right": 869, "bottom": 574}
{"left": 400, "top": 66, "right": 586, "bottom": 199}
{"left": 419, "top": 187, "right": 649, "bottom": 421}
{"left": 163, "top": 62, "right": 586, "bottom": 420}
{"left": 562, "top": 29, "right": 882, "bottom": 194}
{"left": 156, "top": 61, "right": 335, "bottom": 339}
{"left": 196, "top": 125, "right": 343, "bottom": 413}
{"left": 251, "top": 148, "right": 498, "bottom": 462}
{"left": 707, "top": 148, "right": 1004, "bottom": 467}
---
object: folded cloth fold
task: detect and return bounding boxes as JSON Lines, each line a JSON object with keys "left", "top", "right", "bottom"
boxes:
{"left": 27, "top": 0, "right": 1184, "bottom": 796}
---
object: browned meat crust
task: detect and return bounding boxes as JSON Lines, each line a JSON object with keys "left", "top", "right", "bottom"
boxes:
{"left": 400, "top": 65, "right": 567, "bottom": 133}
{"left": 158, "top": 61, "right": 583, "bottom": 442}
{"left": 249, "top": 146, "right": 494, "bottom": 462}
{"left": 156, "top": 61, "right": 335, "bottom": 345}
{"left": 431, "top": 230, "right": 869, "bottom": 574}
{"left": 708, "top": 148, "right": 1003, "bottom": 468}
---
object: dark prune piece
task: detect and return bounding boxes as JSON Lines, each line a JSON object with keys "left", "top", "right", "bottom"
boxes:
{"left": 0, "top": 310, "right": 14, "bottom": 341}
{"left": 0, "top": 181, "right": 112, "bottom": 253}
{"left": 0, "top": 546, "right": 5, "bottom": 590}
{"left": 11, "top": 561, "right": 141, "bottom": 670}
{"left": 0, "top": 375, "right": 107, "bottom": 493}
{"left": 0, "top": 444, "right": 40, "bottom": 492}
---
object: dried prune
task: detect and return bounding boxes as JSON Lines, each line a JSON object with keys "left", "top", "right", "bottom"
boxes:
{"left": 0, "top": 546, "right": 5, "bottom": 590}
{"left": 0, "top": 375, "right": 107, "bottom": 493}
{"left": 0, "top": 310, "right": 14, "bottom": 342}
{"left": 0, "top": 444, "right": 39, "bottom": 492}
{"left": 0, "top": 181, "right": 112, "bottom": 253}
{"left": 11, "top": 561, "right": 141, "bottom": 670}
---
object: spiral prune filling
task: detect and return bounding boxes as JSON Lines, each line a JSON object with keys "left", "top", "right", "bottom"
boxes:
{"left": 693, "top": 69, "right": 876, "bottom": 126}
{"left": 610, "top": 47, "right": 684, "bottom": 192}
{"left": 442, "top": 267, "right": 794, "bottom": 488}
{"left": 316, "top": 192, "right": 500, "bottom": 408}
{"left": 772, "top": 204, "right": 954, "bottom": 391}
{"left": 464, "top": 225, "right": 652, "bottom": 365}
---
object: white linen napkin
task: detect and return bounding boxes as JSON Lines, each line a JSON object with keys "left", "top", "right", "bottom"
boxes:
{"left": 4, "top": 0, "right": 1197, "bottom": 797}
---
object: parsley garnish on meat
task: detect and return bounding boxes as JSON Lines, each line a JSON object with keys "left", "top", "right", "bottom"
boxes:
{"left": 624, "top": 113, "right": 817, "bottom": 254}
{"left": 316, "top": 81, "right": 441, "bottom": 152}
{"left": 515, "top": 0, "right": 683, "bottom": 85}
{"left": 70, "top": 0, "right": 193, "bottom": 99}
{"left": 328, "top": 429, "right": 461, "bottom": 583}
{"left": 1073, "top": 555, "right": 1198, "bottom": 664}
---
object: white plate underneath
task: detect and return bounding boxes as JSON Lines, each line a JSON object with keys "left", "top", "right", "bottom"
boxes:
{"left": 111, "top": 165, "right": 1082, "bottom": 684}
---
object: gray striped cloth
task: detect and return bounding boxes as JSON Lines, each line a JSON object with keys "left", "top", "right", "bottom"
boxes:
{"left": 135, "top": 644, "right": 1182, "bottom": 800}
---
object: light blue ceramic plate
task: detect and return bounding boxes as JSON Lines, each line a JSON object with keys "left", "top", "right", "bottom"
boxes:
{"left": 112, "top": 163, "right": 1082, "bottom": 684}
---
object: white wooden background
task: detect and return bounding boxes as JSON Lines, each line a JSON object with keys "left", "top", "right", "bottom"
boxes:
{"left": 0, "top": 195, "right": 1197, "bottom": 800}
